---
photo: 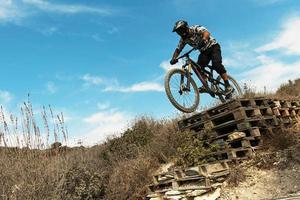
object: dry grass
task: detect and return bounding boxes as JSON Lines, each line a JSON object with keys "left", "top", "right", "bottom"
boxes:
{"left": 276, "top": 79, "right": 300, "bottom": 98}
{"left": 2, "top": 79, "right": 300, "bottom": 199}
{"left": 227, "top": 165, "right": 246, "bottom": 187}
{"left": 0, "top": 95, "right": 68, "bottom": 149}
{"left": 242, "top": 78, "right": 300, "bottom": 99}
{"left": 0, "top": 116, "right": 183, "bottom": 200}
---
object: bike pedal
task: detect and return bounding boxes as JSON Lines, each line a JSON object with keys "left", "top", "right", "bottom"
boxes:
{"left": 198, "top": 87, "right": 207, "bottom": 93}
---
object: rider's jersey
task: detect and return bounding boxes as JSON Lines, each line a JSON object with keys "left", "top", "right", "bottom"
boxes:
{"left": 177, "top": 25, "right": 217, "bottom": 52}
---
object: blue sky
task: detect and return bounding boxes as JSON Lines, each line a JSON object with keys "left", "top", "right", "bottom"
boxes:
{"left": 1, "top": 0, "right": 300, "bottom": 145}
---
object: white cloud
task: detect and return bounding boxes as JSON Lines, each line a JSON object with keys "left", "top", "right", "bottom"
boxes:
{"left": 97, "top": 101, "right": 110, "bottom": 110}
{"left": 160, "top": 59, "right": 184, "bottom": 72}
{"left": 91, "top": 33, "right": 104, "bottom": 42}
{"left": 108, "top": 26, "right": 119, "bottom": 34}
{"left": 0, "top": 0, "right": 25, "bottom": 23}
{"left": 0, "top": 90, "right": 13, "bottom": 104}
{"left": 239, "top": 55, "right": 300, "bottom": 91}
{"left": 223, "top": 42, "right": 260, "bottom": 68}
{"left": 76, "top": 110, "right": 131, "bottom": 146}
{"left": 0, "top": 0, "right": 115, "bottom": 24}
{"left": 224, "top": 15, "right": 300, "bottom": 92}
{"left": 104, "top": 81, "right": 164, "bottom": 92}
{"left": 39, "top": 26, "right": 58, "bottom": 36}
{"left": 223, "top": 51, "right": 258, "bottom": 68}
{"left": 81, "top": 74, "right": 103, "bottom": 85}
{"left": 80, "top": 73, "right": 162, "bottom": 93}
{"left": 46, "top": 82, "right": 57, "bottom": 94}
{"left": 256, "top": 16, "right": 300, "bottom": 55}
{"left": 22, "top": 0, "right": 114, "bottom": 15}
{"left": 84, "top": 110, "right": 125, "bottom": 124}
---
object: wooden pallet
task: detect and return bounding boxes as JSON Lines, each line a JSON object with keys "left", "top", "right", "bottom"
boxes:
{"left": 272, "top": 107, "right": 290, "bottom": 117}
{"left": 228, "top": 137, "right": 262, "bottom": 149}
{"left": 178, "top": 98, "right": 271, "bottom": 130}
{"left": 267, "top": 99, "right": 293, "bottom": 108}
{"left": 149, "top": 161, "right": 230, "bottom": 195}
{"left": 148, "top": 179, "right": 174, "bottom": 193}
{"left": 195, "top": 118, "right": 274, "bottom": 139}
{"left": 197, "top": 126, "right": 264, "bottom": 143}
{"left": 204, "top": 147, "right": 259, "bottom": 162}
{"left": 209, "top": 107, "right": 262, "bottom": 126}
{"left": 152, "top": 171, "right": 174, "bottom": 184}
{"left": 178, "top": 112, "right": 209, "bottom": 130}
{"left": 179, "top": 97, "right": 300, "bottom": 131}
{"left": 174, "top": 161, "right": 229, "bottom": 179}
{"left": 291, "top": 100, "right": 300, "bottom": 107}
{"left": 149, "top": 175, "right": 210, "bottom": 193}
{"left": 208, "top": 136, "right": 262, "bottom": 152}
{"left": 175, "top": 176, "right": 210, "bottom": 190}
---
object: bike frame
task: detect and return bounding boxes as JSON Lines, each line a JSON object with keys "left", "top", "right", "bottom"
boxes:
{"left": 181, "top": 54, "right": 226, "bottom": 96}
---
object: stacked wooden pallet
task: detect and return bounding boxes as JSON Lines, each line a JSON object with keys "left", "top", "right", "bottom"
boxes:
{"left": 269, "top": 99, "right": 300, "bottom": 125}
{"left": 147, "top": 97, "right": 300, "bottom": 199}
{"left": 147, "top": 161, "right": 229, "bottom": 200}
{"left": 178, "top": 97, "right": 299, "bottom": 162}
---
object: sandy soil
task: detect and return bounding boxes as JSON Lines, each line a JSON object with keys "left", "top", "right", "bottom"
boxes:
{"left": 219, "top": 163, "right": 300, "bottom": 200}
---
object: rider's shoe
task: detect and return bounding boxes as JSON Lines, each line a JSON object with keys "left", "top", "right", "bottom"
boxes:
{"left": 225, "top": 92, "right": 232, "bottom": 100}
{"left": 198, "top": 86, "right": 207, "bottom": 93}
{"left": 225, "top": 85, "right": 233, "bottom": 95}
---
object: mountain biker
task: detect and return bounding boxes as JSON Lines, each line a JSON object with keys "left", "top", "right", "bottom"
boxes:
{"left": 170, "top": 20, "right": 233, "bottom": 94}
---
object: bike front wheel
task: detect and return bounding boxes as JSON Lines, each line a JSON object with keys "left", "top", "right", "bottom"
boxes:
{"left": 164, "top": 68, "right": 200, "bottom": 113}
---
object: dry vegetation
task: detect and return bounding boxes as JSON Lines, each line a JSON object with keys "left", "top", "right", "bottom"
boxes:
{"left": 1, "top": 79, "right": 300, "bottom": 199}
{"left": 0, "top": 116, "right": 185, "bottom": 199}
{"left": 276, "top": 78, "right": 300, "bottom": 97}
{"left": 242, "top": 78, "right": 300, "bottom": 99}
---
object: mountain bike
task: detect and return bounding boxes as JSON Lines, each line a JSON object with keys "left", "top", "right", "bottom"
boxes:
{"left": 165, "top": 48, "right": 242, "bottom": 113}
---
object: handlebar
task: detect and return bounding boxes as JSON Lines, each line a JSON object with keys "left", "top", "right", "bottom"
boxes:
{"left": 177, "top": 47, "right": 196, "bottom": 60}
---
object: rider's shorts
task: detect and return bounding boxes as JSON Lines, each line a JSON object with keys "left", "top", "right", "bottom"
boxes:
{"left": 197, "top": 43, "right": 227, "bottom": 75}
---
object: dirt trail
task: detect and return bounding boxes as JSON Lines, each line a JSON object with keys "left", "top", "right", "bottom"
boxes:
{"left": 220, "top": 163, "right": 300, "bottom": 200}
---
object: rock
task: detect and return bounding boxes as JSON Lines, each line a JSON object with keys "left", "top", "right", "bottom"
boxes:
{"left": 211, "top": 183, "right": 223, "bottom": 188}
{"left": 150, "top": 198, "right": 163, "bottom": 200}
{"left": 164, "top": 195, "right": 184, "bottom": 200}
{"left": 165, "top": 190, "right": 182, "bottom": 196}
{"left": 228, "top": 132, "right": 246, "bottom": 141}
{"left": 194, "top": 188, "right": 221, "bottom": 200}
{"left": 186, "top": 189, "right": 208, "bottom": 196}
{"left": 147, "top": 193, "right": 161, "bottom": 198}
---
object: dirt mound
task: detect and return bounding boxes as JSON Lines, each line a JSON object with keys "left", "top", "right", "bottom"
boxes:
{"left": 221, "top": 145, "right": 300, "bottom": 200}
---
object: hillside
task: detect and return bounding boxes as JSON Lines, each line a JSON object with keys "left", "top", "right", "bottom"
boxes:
{"left": 0, "top": 79, "right": 300, "bottom": 200}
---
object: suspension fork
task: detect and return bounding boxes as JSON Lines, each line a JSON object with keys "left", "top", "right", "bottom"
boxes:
{"left": 180, "top": 64, "right": 192, "bottom": 92}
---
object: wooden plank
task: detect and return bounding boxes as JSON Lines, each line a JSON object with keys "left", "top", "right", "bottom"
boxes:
{"left": 206, "top": 99, "right": 257, "bottom": 118}
{"left": 204, "top": 146, "right": 259, "bottom": 162}
{"left": 228, "top": 147, "right": 256, "bottom": 159}
{"left": 199, "top": 127, "right": 262, "bottom": 142}
{"left": 259, "top": 106, "right": 273, "bottom": 116}
{"left": 252, "top": 98, "right": 270, "bottom": 107}
{"left": 209, "top": 107, "right": 262, "bottom": 127}
{"left": 178, "top": 112, "right": 209, "bottom": 130}
{"left": 229, "top": 137, "right": 262, "bottom": 149}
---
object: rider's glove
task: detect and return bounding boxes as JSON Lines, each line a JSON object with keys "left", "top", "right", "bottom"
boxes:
{"left": 170, "top": 58, "right": 178, "bottom": 65}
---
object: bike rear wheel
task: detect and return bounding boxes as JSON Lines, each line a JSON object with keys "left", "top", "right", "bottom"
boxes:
{"left": 217, "top": 75, "right": 242, "bottom": 102}
{"left": 165, "top": 68, "right": 200, "bottom": 113}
